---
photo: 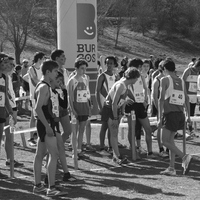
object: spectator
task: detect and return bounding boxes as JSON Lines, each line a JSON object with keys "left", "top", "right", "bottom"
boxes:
{"left": 21, "top": 59, "right": 29, "bottom": 77}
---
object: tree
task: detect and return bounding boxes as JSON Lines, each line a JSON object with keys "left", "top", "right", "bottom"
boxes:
{"left": 134, "top": 0, "right": 154, "bottom": 35}
{"left": 97, "top": 0, "right": 116, "bottom": 40}
{"left": 0, "top": 0, "right": 39, "bottom": 63}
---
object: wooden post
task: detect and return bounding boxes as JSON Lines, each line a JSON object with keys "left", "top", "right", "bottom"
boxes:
{"left": 71, "top": 115, "right": 78, "bottom": 170}
{"left": 120, "top": 117, "right": 125, "bottom": 140}
{"left": 183, "top": 122, "right": 186, "bottom": 155}
{"left": 10, "top": 119, "right": 15, "bottom": 178}
{"left": 20, "top": 133, "right": 27, "bottom": 148}
{"left": 131, "top": 111, "right": 136, "bottom": 161}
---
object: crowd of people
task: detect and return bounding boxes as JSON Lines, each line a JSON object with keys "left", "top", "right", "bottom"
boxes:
{"left": 0, "top": 51, "right": 196, "bottom": 196}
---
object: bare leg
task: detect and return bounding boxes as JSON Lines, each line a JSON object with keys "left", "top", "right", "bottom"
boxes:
{"left": 77, "top": 120, "right": 87, "bottom": 150}
{"left": 138, "top": 117, "right": 152, "bottom": 153}
{"left": 60, "top": 115, "right": 71, "bottom": 143}
{"left": 161, "top": 127, "right": 184, "bottom": 168}
{"left": 33, "top": 139, "right": 47, "bottom": 185}
{"left": 108, "top": 118, "right": 120, "bottom": 158}
{"left": 99, "top": 121, "right": 108, "bottom": 149}
{"left": 56, "top": 132, "right": 69, "bottom": 173}
{"left": 85, "top": 120, "right": 91, "bottom": 144}
{"left": 45, "top": 136, "right": 59, "bottom": 188}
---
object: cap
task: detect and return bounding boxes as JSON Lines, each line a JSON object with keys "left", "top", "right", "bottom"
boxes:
{"left": 22, "top": 59, "right": 28, "bottom": 63}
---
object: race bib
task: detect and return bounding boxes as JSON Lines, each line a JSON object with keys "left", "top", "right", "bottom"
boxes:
{"left": 169, "top": 90, "right": 184, "bottom": 105}
{"left": 134, "top": 92, "right": 144, "bottom": 103}
{"left": 188, "top": 82, "right": 197, "bottom": 93}
{"left": 186, "top": 75, "right": 198, "bottom": 82}
{"left": 77, "top": 90, "right": 87, "bottom": 103}
{"left": 50, "top": 90, "right": 59, "bottom": 117}
{"left": 0, "top": 92, "right": 5, "bottom": 107}
{"left": 189, "top": 95, "right": 197, "bottom": 103}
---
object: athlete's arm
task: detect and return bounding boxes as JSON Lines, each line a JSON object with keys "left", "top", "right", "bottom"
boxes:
{"left": 68, "top": 78, "right": 77, "bottom": 116}
{"left": 95, "top": 73, "right": 104, "bottom": 110}
{"left": 158, "top": 77, "right": 169, "bottom": 122}
{"left": 35, "top": 84, "right": 52, "bottom": 130}
{"left": 112, "top": 83, "right": 124, "bottom": 119}
{"left": 184, "top": 82, "right": 190, "bottom": 120}
{"left": 181, "top": 68, "right": 190, "bottom": 82}
{"left": 141, "top": 75, "right": 148, "bottom": 104}
{"left": 152, "top": 78, "right": 159, "bottom": 109}
{"left": 29, "top": 67, "right": 40, "bottom": 86}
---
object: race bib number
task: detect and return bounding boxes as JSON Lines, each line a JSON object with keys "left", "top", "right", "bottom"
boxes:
{"left": 189, "top": 95, "right": 197, "bottom": 103}
{"left": 186, "top": 75, "right": 198, "bottom": 83}
{"left": 77, "top": 90, "right": 87, "bottom": 103}
{"left": 169, "top": 90, "right": 184, "bottom": 105}
{"left": 188, "top": 82, "right": 197, "bottom": 93}
{"left": 134, "top": 92, "right": 144, "bottom": 103}
{"left": 0, "top": 92, "right": 5, "bottom": 107}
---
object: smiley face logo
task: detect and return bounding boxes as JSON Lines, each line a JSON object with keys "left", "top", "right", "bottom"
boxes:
{"left": 84, "top": 26, "right": 94, "bottom": 36}
{"left": 77, "top": 3, "right": 96, "bottom": 40}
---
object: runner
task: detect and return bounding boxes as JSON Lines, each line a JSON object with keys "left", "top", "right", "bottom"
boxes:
{"left": 4, "top": 56, "right": 24, "bottom": 167}
{"left": 158, "top": 59, "right": 193, "bottom": 175}
{"left": 28, "top": 52, "right": 46, "bottom": 146}
{"left": 33, "top": 60, "right": 68, "bottom": 196}
{"left": 182, "top": 59, "right": 200, "bottom": 136}
{"left": 151, "top": 60, "right": 168, "bottom": 158}
{"left": 68, "top": 58, "right": 90, "bottom": 159}
{"left": 125, "top": 58, "right": 155, "bottom": 158}
{"left": 0, "top": 53, "right": 15, "bottom": 179}
{"left": 95, "top": 56, "right": 118, "bottom": 155}
{"left": 69, "top": 65, "right": 95, "bottom": 152}
{"left": 43, "top": 71, "right": 76, "bottom": 186}
{"left": 101, "top": 67, "right": 140, "bottom": 165}
{"left": 51, "top": 49, "right": 71, "bottom": 143}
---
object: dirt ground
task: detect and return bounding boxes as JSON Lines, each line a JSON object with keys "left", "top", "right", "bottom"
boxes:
{"left": 1, "top": 114, "right": 200, "bottom": 200}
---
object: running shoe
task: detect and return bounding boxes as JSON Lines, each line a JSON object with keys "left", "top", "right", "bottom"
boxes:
{"left": 28, "top": 138, "right": 37, "bottom": 147}
{"left": 182, "top": 154, "right": 193, "bottom": 175}
{"left": 33, "top": 184, "right": 47, "bottom": 194}
{"left": 112, "top": 156, "right": 128, "bottom": 165}
{"left": 99, "top": 149, "right": 110, "bottom": 156}
{"left": 160, "top": 167, "right": 176, "bottom": 176}
{"left": 0, "top": 171, "right": 8, "bottom": 179}
{"left": 147, "top": 153, "right": 156, "bottom": 158}
{"left": 107, "top": 147, "right": 113, "bottom": 154}
{"left": 159, "top": 151, "right": 169, "bottom": 158}
{"left": 63, "top": 172, "right": 77, "bottom": 182}
{"left": 6, "top": 160, "right": 24, "bottom": 168}
{"left": 137, "top": 146, "right": 147, "bottom": 154}
{"left": 85, "top": 144, "right": 96, "bottom": 152}
{"left": 46, "top": 187, "right": 68, "bottom": 197}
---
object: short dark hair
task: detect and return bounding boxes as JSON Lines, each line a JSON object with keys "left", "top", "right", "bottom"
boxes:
{"left": 57, "top": 71, "right": 64, "bottom": 79}
{"left": 51, "top": 49, "right": 64, "bottom": 61}
{"left": 41, "top": 60, "right": 58, "bottom": 75}
{"left": 192, "top": 57, "right": 196, "bottom": 62}
{"left": 143, "top": 59, "right": 150, "bottom": 65}
{"left": 154, "top": 58, "right": 163, "bottom": 70}
{"left": 0, "top": 52, "right": 9, "bottom": 64}
{"left": 162, "top": 59, "right": 176, "bottom": 72}
{"left": 15, "top": 65, "right": 22, "bottom": 71}
{"left": 129, "top": 58, "right": 143, "bottom": 69}
{"left": 124, "top": 67, "right": 140, "bottom": 80}
{"left": 33, "top": 52, "right": 45, "bottom": 63}
{"left": 194, "top": 59, "right": 200, "bottom": 68}
{"left": 104, "top": 56, "right": 118, "bottom": 67}
{"left": 74, "top": 58, "right": 88, "bottom": 69}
